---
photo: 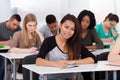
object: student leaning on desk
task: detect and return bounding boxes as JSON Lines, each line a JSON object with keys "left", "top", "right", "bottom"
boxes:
{"left": 34, "top": 14, "right": 97, "bottom": 80}
{"left": 0, "top": 14, "right": 21, "bottom": 80}
{"left": 9, "top": 13, "right": 43, "bottom": 79}
{"left": 77, "top": 9, "right": 104, "bottom": 80}
{"left": 95, "top": 13, "right": 119, "bottom": 48}
{"left": 108, "top": 36, "right": 120, "bottom": 80}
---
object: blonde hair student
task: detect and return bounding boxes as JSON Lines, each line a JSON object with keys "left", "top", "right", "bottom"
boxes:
{"left": 10, "top": 13, "right": 42, "bottom": 52}
{"left": 9, "top": 13, "right": 43, "bottom": 78}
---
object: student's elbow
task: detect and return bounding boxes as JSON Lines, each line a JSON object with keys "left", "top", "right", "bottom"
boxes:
{"left": 35, "top": 58, "right": 40, "bottom": 66}
{"left": 96, "top": 44, "right": 104, "bottom": 49}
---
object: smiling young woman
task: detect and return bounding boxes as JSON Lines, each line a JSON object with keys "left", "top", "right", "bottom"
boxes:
{"left": 34, "top": 14, "right": 97, "bottom": 80}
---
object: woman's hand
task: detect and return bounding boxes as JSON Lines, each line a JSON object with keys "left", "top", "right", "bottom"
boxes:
{"left": 54, "top": 60, "right": 68, "bottom": 68}
{"left": 29, "top": 47, "right": 37, "bottom": 52}
{"left": 65, "top": 60, "right": 77, "bottom": 65}
{"left": 107, "top": 38, "right": 114, "bottom": 42}
{"left": 109, "top": 61, "right": 120, "bottom": 66}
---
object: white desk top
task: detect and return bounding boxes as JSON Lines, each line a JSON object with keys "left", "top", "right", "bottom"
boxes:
{"left": 0, "top": 51, "right": 38, "bottom": 59}
{"left": 91, "top": 48, "right": 110, "bottom": 55}
{"left": 23, "top": 61, "right": 120, "bottom": 75}
{"left": 103, "top": 42, "right": 115, "bottom": 45}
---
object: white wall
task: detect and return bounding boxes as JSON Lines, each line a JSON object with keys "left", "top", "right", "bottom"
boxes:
{"left": 10, "top": 0, "right": 91, "bottom": 29}
{"left": 115, "top": 0, "right": 120, "bottom": 33}
{"left": 68, "top": 0, "right": 90, "bottom": 17}
{"left": 11, "top": 0, "right": 63, "bottom": 29}
{"left": 89, "top": 0, "right": 115, "bottom": 23}
{"left": 0, "top": 0, "right": 11, "bottom": 22}
{"left": 1, "top": 0, "right": 120, "bottom": 32}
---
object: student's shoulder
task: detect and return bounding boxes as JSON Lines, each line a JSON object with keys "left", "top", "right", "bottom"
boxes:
{"left": 0, "top": 21, "right": 6, "bottom": 28}
{"left": 14, "top": 31, "right": 22, "bottom": 36}
{"left": 95, "top": 23, "right": 102, "bottom": 28}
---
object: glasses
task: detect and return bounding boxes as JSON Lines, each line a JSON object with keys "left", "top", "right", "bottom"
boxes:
{"left": 109, "top": 21, "right": 115, "bottom": 27}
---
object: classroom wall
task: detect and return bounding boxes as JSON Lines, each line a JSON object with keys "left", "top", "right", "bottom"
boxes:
{"left": 10, "top": 0, "right": 91, "bottom": 29}
{"left": 0, "top": 0, "right": 11, "bottom": 22}
{"left": 89, "top": 0, "right": 115, "bottom": 23}
{"left": 0, "top": 0, "right": 120, "bottom": 32}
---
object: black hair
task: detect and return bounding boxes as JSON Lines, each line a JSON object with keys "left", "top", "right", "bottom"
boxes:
{"left": 60, "top": 14, "right": 81, "bottom": 60}
{"left": 46, "top": 14, "right": 56, "bottom": 24}
{"left": 104, "top": 13, "right": 119, "bottom": 23}
{"left": 78, "top": 10, "right": 96, "bottom": 29}
{"left": 10, "top": 14, "right": 21, "bottom": 22}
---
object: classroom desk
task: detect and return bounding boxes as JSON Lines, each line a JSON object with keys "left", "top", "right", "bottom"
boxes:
{"left": 103, "top": 42, "right": 115, "bottom": 46}
{"left": 90, "top": 48, "right": 110, "bottom": 56}
{"left": 23, "top": 61, "right": 120, "bottom": 80}
{"left": 0, "top": 45, "right": 10, "bottom": 50}
{"left": 0, "top": 52, "right": 38, "bottom": 80}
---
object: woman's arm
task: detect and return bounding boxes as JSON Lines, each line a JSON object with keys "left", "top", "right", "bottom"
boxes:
{"left": 90, "top": 29, "right": 104, "bottom": 49}
{"left": 36, "top": 58, "right": 68, "bottom": 68}
{"left": 85, "top": 45, "right": 97, "bottom": 49}
{"left": 9, "top": 47, "right": 37, "bottom": 53}
{"left": 0, "top": 40, "right": 11, "bottom": 45}
{"left": 110, "top": 28, "right": 118, "bottom": 41}
{"left": 101, "top": 38, "right": 113, "bottom": 42}
{"left": 108, "top": 36, "right": 120, "bottom": 62}
{"left": 66, "top": 57, "right": 94, "bottom": 65}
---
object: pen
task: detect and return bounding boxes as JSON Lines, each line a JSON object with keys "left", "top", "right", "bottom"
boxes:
{"left": 10, "top": 36, "right": 12, "bottom": 40}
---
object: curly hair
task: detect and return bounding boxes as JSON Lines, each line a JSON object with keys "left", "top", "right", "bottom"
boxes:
{"left": 78, "top": 10, "right": 96, "bottom": 29}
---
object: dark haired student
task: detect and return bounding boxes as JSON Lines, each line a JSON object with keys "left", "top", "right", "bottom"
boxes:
{"left": 35, "top": 14, "right": 97, "bottom": 80}
{"left": 0, "top": 14, "right": 21, "bottom": 80}
{"left": 95, "top": 13, "right": 119, "bottom": 48}
{"left": 78, "top": 10, "right": 104, "bottom": 80}
{"left": 78, "top": 10, "right": 103, "bottom": 49}
{"left": 39, "top": 14, "right": 59, "bottom": 38}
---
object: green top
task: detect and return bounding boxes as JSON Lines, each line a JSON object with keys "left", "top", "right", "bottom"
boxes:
{"left": 95, "top": 23, "right": 118, "bottom": 48}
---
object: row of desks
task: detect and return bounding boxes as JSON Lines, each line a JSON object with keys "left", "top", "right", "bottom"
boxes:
{"left": 23, "top": 61, "right": 119, "bottom": 80}
{"left": 0, "top": 44, "right": 114, "bottom": 80}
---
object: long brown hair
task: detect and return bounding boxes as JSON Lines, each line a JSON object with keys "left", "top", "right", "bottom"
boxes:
{"left": 21, "top": 13, "right": 38, "bottom": 47}
{"left": 60, "top": 14, "right": 81, "bottom": 60}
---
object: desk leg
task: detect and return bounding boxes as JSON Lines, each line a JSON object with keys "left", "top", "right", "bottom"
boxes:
{"left": 13, "top": 59, "right": 16, "bottom": 80}
{"left": 30, "top": 71, "right": 32, "bottom": 80}
{"left": 4, "top": 58, "right": 7, "bottom": 80}
{"left": 30, "top": 71, "right": 47, "bottom": 80}
{"left": 113, "top": 71, "right": 117, "bottom": 80}
{"left": 40, "top": 74, "right": 47, "bottom": 80}
{"left": 105, "top": 71, "right": 108, "bottom": 80}
{"left": 92, "top": 72, "right": 95, "bottom": 80}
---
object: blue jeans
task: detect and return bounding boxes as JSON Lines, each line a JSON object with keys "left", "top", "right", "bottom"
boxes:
{"left": 0, "top": 55, "right": 5, "bottom": 80}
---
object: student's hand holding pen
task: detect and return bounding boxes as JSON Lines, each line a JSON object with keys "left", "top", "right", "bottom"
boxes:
{"left": 2, "top": 40, "right": 12, "bottom": 45}
{"left": 54, "top": 60, "right": 68, "bottom": 68}
{"left": 29, "top": 47, "right": 37, "bottom": 52}
{"left": 54, "top": 60, "right": 79, "bottom": 68}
